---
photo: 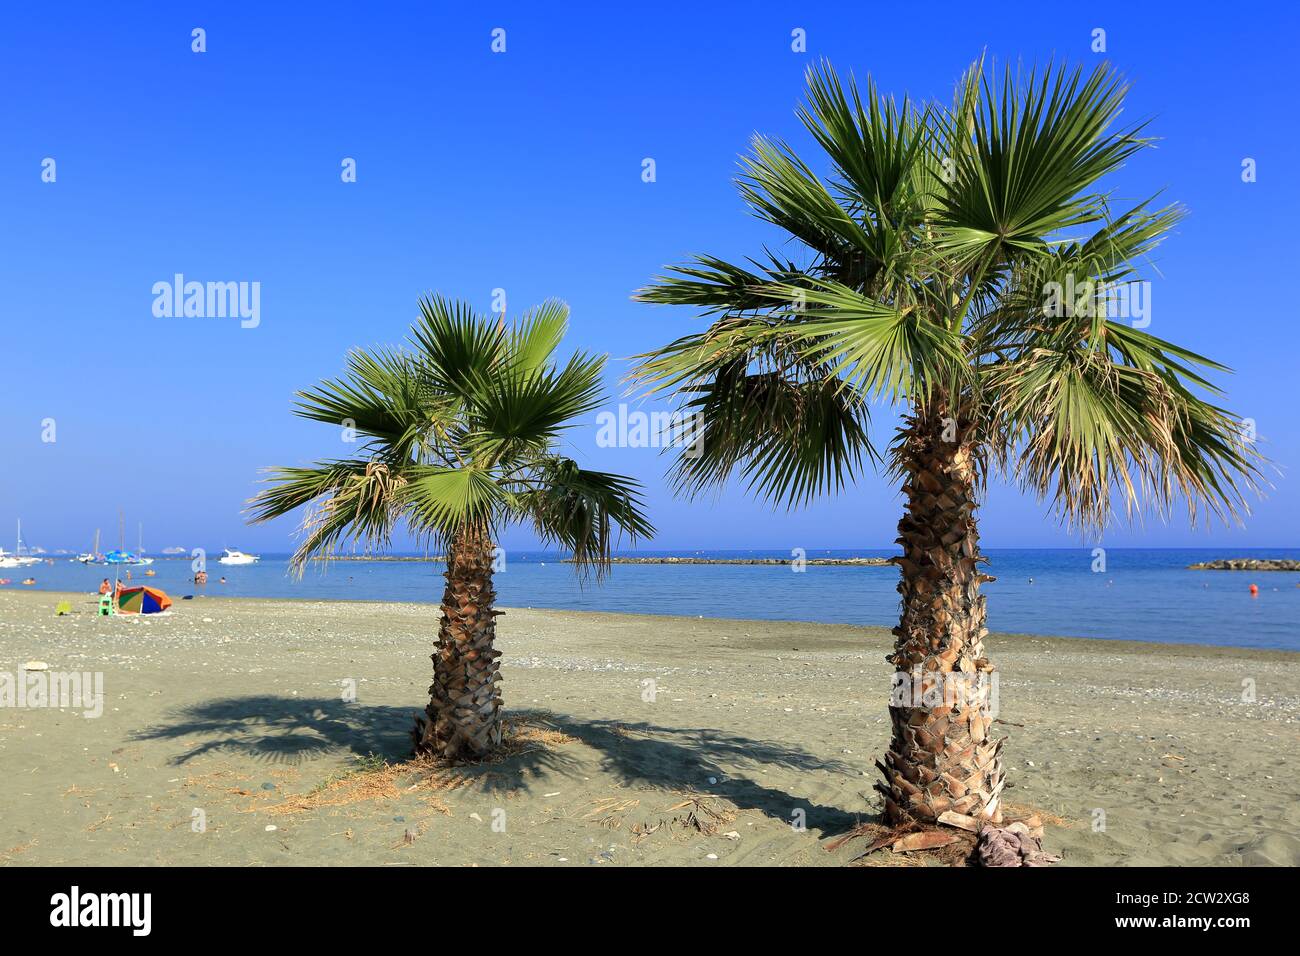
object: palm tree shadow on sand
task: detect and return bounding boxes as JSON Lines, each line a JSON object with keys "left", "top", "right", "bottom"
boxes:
{"left": 132, "top": 697, "right": 866, "bottom": 833}
{"left": 130, "top": 696, "right": 574, "bottom": 794}
{"left": 546, "top": 716, "right": 865, "bottom": 835}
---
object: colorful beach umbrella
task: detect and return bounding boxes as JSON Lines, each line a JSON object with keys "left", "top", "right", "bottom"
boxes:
{"left": 116, "top": 586, "right": 172, "bottom": 615}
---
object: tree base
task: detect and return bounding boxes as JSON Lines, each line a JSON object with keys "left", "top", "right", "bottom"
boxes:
{"left": 410, "top": 705, "right": 502, "bottom": 762}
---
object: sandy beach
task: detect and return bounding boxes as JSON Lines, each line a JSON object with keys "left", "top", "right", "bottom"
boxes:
{"left": 1, "top": 589, "right": 1296, "bottom": 867}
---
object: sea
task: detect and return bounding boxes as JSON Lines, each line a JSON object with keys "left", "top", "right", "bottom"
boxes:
{"left": 8, "top": 548, "right": 1299, "bottom": 652}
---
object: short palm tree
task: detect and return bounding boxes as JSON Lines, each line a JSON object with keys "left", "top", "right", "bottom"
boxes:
{"left": 249, "top": 296, "right": 653, "bottom": 760}
{"left": 633, "top": 59, "right": 1262, "bottom": 826}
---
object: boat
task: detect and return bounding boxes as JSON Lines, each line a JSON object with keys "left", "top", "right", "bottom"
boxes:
{"left": 134, "top": 523, "right": 154, "bottom": 566}
{"left": 218, "top": 549, "right": 260, "bottom": 565}
{"left": 94, "top": 514, "right": 154, "bottom": 567}
{"left": 0, "top": 521, "right": 43, "bottom": 568}
{"left": 74, "top": 529, "right": 103, "bottom": 564}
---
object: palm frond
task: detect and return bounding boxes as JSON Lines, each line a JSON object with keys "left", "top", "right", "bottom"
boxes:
{"left": 514, "top": 457, "right": 655, "bottom": 578}
{"left": 247, "top": 459, "right": 405, "bottom": 573}
{"left": 633, "top": 253, "right": 809, "bottom": 314}
{"left": 758, "top": 280, "right": 967, "bottom": 404}
{"left": 292, "top": 347, "right": 435, "bottom": 461}
{"left": 936, "top": 61, "right": 1151, "bottom": 267}
{"left": 463, "top": 352, "right": 607, "bottom": 464}
{"left": 798, "top": 61, "right": 932, "bottom": 230}
{"left": 409, "top": 294, "right": 504, "bottom": 400}
{"left": 401, "top": 464, "right": 507, "bottom": 538}
{"left": 506, "top": 299, "right": 568, "bottom": 373}
{"left": 984, "top": 322, "right": 1264, "bottom": 530}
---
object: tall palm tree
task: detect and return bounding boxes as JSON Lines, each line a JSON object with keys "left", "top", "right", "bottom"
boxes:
{"left": 249, "top": 296, "right": 654, "bottom": 760}
{"left": 632, "top": 60, "right": 1262, "bottom": 826}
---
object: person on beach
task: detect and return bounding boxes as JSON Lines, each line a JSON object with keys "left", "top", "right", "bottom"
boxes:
{"left": 99, "top": 578, "right": 110, "bottom": 595}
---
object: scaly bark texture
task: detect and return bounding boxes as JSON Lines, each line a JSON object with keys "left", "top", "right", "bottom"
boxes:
{"left": 877, "top": 406, "right": 1005, "bottom": 825}
{"left": 412, "top": 526, "right": 503, "bottom": 759}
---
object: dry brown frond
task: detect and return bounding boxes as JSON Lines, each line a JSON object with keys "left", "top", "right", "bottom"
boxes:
{"left": 664, "top": 794, "right": 736, "bottom": 835}
{"left": 1002, "top": 801, "right": 1074, "bottom": 828}
{"left": 247, "top": 712, "right": 574, "bottom": 816}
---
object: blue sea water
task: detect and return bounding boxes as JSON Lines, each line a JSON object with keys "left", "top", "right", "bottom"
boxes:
{"left": 8, "top": 548, "right": 1299, "bottom": 652}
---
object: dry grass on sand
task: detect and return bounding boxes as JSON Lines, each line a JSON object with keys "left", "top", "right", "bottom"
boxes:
{"left": 249, "top": 712, "right": 577, "bottom": 817}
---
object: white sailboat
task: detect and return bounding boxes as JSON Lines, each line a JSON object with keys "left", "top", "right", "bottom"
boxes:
{"left": 134, "top": 523, "right": 154, "bottom": 566}
{"left": 100, "top": 513, "right": 154, "bottom": 566}
{"left": 74, "top": 528, "right": 102, "bottom": 564}
{"left": 0, "top": 521, "right": 42, "bottom": 568}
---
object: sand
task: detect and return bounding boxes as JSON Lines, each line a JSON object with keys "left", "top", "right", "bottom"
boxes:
{"left": 1, "top": 589, "right": 1297, "bottom": 867}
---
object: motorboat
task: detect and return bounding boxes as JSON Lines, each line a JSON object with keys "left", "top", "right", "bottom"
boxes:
{"left": 218, "top": 549, "right": 260, "bottom": 565}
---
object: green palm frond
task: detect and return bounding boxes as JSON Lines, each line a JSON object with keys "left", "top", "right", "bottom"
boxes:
{"left": 738, "top": 134, "right": 875, "bottom": 268}
{"left": 798, "top": 61, "right": 932, "bottom": 229}
{"left": 514, "top": 457, "right": 654, "bottom": 578}
{"left": 757, "top": 280, "right": 966, "bottom": 403}
{"left": 506, "top": 299, "right": 568, "bottom": 373}
{"left": 973, "top": 201, "right": 1184, "bottom": 354}
{"left": 401, "top": 464, "right": 507, "bottom": 538}
{"left": 984, "top": 321, "right": 1263, "bottom": 530}
{"left": 409, "top": 294, "right": 504, "bottom": 400}
{"left": 463, "top": 352, "right": 606, "bottom": 464}
{"left": 247, "top": 459, "right": 406, "bottom": 573}
{"left": 291, "top": 347, "right": 435, "bottom": 460}
{"left": 936, "top": 61, "right": 1150, "bottom": 267}
{"left": 679, "top": 366, "right": 874, "bottom": 507}
{"left": 633, "top": 253, "right": 810, "bottom": 314}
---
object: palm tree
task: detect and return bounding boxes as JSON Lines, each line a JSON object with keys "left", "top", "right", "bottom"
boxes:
{"left": 632, "top": 59, "right": 1262, "bottom": 826}
{"left": 249, "top": 296, "right": 654, "bottom": 760}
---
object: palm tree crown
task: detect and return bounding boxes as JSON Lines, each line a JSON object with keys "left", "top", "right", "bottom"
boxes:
{"left": 249, "top": 295, "right": 653, "bottom": 570}
{"left": 633, "top": 59, "right": 1262, "bottom": 529}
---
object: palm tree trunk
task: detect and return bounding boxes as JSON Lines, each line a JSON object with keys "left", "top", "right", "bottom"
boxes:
{"left": 412, "top": 525, "right": 503, "bottom": 759}
{"left": 877, "top": 405, "right": 1005, "bottom": 825}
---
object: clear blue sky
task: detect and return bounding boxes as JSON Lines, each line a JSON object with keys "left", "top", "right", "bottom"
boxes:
{"left": 3, "top": 1, "right": 1297, "bottom": 553}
